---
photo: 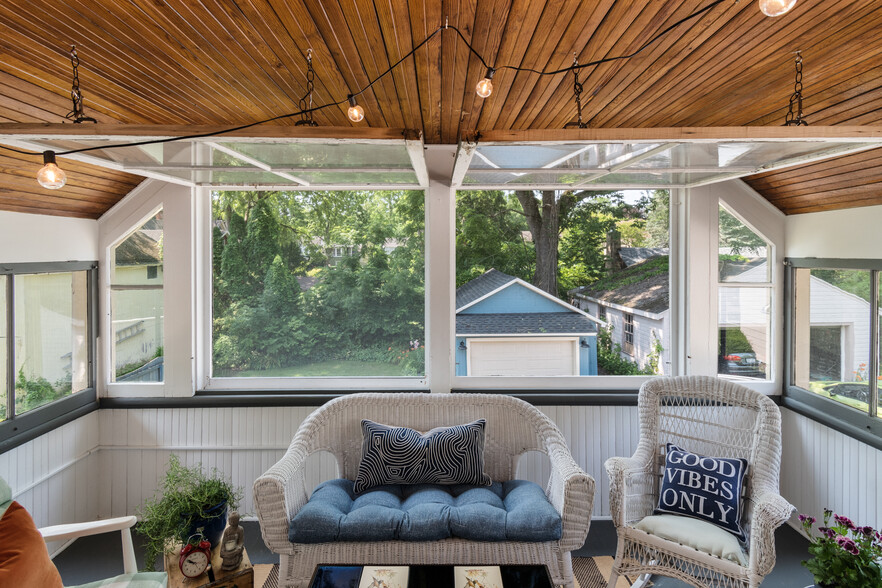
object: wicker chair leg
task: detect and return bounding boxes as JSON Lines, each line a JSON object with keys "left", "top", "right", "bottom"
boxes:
{"left": 607, "top": 534, "right": 627, "bottom": 588}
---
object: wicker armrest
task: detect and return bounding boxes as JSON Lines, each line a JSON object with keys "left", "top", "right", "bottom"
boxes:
{"left": 748, "top": 492, "right": 794, "bottom": 575}
{"left": 545, "top": 439, "right": 595, "bottom": 551}
{"left": 605, "top": 456, "right": 656, "bottom": 527}
{"left": 253, "top": 438, "right": 313, "bottom": 554}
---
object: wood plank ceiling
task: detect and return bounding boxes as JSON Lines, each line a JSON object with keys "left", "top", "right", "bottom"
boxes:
{"left": 0, "top": 0, "right": 880, "bottom": 218}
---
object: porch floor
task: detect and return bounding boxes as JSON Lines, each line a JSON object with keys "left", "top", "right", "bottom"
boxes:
{"left": 52, "top": 520, "right": 813, "bottom": 587}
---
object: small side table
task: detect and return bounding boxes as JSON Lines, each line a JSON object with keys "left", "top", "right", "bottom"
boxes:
{"left": 165, "top": 541, "right": 253, "bottom": 588}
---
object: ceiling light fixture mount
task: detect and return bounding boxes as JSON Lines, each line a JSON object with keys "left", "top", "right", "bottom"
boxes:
{"left": 65, "top": 46, "right": 97, "bottom": 124}
{"left": 295, "top": 49, "right": 319, "bottom": 127}
{"left": 564, "top": 55, "right": 589, "bottom": 129}
{"left": 784, "top": 51, "right": 808, "bottom": 126}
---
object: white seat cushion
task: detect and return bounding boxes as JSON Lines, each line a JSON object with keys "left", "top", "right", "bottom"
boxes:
{"left": 634, "top": 514, "right": 748, "bottom": 566}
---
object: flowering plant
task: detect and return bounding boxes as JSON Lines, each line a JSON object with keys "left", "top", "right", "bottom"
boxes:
{"left": 800, "top": 510, "right": 882, "bottom": 587}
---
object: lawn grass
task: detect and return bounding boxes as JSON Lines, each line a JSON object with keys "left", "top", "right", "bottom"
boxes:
{"left": 236, "top": 360, "right": 409, "bottom": 377}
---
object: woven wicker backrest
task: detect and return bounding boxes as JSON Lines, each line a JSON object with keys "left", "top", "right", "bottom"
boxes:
{"left": 292, "top": 392, "right": 558, "bottom": 481}
{"left": 638, "top": 376, "right": 783, "bottom": 537}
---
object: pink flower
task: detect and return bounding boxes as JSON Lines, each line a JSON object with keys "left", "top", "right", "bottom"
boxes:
{"left": 834, "top": 514, "right": 856, "bottom": 530}
{"left": 836, "top": 536, "right": 860, "bottom": 555}
{"left": 858, "top": 525, "right": 875, "bottom": 537}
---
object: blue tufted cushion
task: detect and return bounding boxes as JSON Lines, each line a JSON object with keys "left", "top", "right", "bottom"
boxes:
{"left": 289, "top": 479, "right": 562, "bottom": 543}
{"left": 353, "top": 420, "right": 492, "bottom": 493}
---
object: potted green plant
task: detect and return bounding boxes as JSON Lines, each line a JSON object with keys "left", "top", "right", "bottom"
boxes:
{"left": 800, "top": 510, "right": 882, "bottom": 588}
{"left": 137, "top": 454, "right": 243, "bottom": 570}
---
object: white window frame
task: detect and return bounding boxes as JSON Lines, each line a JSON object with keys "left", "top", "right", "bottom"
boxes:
{"left": 98, "top": 148, "right": 786, "bottom": 397}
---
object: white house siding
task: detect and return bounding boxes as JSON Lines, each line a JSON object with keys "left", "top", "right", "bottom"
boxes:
{"left": 112, "top": 265, "right": 165, "bottom": 373}
{"left": 808, "top": 276, "right": 872, "bottom": 381}
{"left": 570, "top": 298, "right": 670, "bottom": 375}
{"left": 718, "top": 286, "right": 770, "bottom": 365}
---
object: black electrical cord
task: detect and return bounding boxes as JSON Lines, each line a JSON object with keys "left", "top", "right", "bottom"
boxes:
{"left": 0, "top": 0, "right": 730, "bottom": 160}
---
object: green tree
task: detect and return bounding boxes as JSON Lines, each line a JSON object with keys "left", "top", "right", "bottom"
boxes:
{"left": 719, "top": 206, "right": 765, "bottom": 254}
{"left": 644, "top": 190, "right": 669, "bottom": 248}
{"left": 455, "top": 191, "right": 533, "bottom": 285}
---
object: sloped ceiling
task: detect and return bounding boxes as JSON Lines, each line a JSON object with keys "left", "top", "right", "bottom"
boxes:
{"left": 0, "top": 0, "right": 880, "bottom": 218}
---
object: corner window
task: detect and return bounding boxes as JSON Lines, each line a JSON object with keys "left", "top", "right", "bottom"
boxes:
{"left": 717, "top": 205, "right": 771, "bottom": 380}
{"left": 110, "top": 210, "right": 164, "bottom": 383}
{"left": 210, "top": 191, "right": 425, "bottom": 380}
{"left": 790, "top": 263, "right": 879, "bottom": 415}
{"left": 0, "top": 262, "right": 96, "bottom": 448}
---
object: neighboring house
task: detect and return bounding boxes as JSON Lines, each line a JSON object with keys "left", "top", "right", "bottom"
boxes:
{"left": 455, "top": 269, "right": 599, "bottom": 377}
{"left": 112, "top": 227, "right": 164, "bottom": 381}
{"left": 572, "top": 248, "right": 874, "bottom": 381}
{"left": 302, "top": 237, "right": 402, "bottom": 266}
{"left": 569, "top": 255, "right": 671, "bottom": 375}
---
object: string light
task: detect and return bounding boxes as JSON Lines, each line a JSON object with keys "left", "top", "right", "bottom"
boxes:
{"left": 347, "top": 95, "right": 364, "bottom": 122}
{"left": 0, "top": 0, "right": 794, "bottom": 189}
{"left": 758, "top": 0, "right": 797, "bottom": 17}
{"left": 475, "top": 68, "right": 495, "bottom": 99}
{"left": 37, "top": 151, "right": 66, "bottom": 189}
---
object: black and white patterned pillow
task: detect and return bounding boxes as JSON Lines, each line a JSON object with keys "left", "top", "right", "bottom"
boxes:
{"left": 353, "top": 419, "right": 492, "bottom": 493}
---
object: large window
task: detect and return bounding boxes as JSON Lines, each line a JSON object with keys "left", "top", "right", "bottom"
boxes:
{"left": 455, "top": 188, "right": 669, "bottom": 378}
{"left": 717, "top": 205, "right": 771, "bottom": 380}
{"left": 210, "top": 190, "right": 425, "bottom": 379}
{"left": 789, "top": 261, "right": 880, "bottom": 418}
{"left": 0, "top": 262, "right": 96, "bottom": 445}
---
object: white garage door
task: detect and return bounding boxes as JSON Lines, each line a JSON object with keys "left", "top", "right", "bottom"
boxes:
{"left": 467, "top": 338, "right": 578, "bottom": 376}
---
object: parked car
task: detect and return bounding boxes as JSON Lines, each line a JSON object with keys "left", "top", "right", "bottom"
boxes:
{"left": 827, "top": 382, "right": 869, "bottom": 404}
{"left": 718, "top": 352, "right": 766, "bottom": 378}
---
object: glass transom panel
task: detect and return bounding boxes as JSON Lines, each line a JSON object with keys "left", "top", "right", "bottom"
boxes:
{"left": 461, "top": 140, "right": 882, "bottom": 189}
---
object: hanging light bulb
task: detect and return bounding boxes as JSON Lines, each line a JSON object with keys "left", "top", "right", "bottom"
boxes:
{"left": 475, "top": 68, "right": 495, "bottom": 99}
{"left": 37, "top": 151, "right": 66, "bottom": 189}
{"left": 347, "top": 95, "right": 364, "bottom": 122}
{"left": 758, "top": 0, "right": 797, "bottom": 17}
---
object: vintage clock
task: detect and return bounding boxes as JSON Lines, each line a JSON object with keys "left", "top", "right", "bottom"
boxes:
{"left": 179, "top": 537, "right": 212, "bottom": 578}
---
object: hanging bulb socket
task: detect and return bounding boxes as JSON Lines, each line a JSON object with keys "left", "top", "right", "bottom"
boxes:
{"left": 347, "top": 95, "right": 365, "bottom": 123}
{"left": 758, "top": 0, "right": 797, "bottom": 17}
{"left": 475, "top": 68, "right": 495, "bottom": 99}
{"left": 37, "top": 151, "right": 67, "bottom": 190}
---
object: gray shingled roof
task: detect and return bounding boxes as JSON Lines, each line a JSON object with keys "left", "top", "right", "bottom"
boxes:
{"left": 457, "top": 312, "right": 597, "bottom": 335}
{"left": 569, "top": 256, "right": 670, "bottom": 314}
{"left": 619, "top": 247, "right": 669, "bottom": 267}
{"left": 456, "top": 268, "right": 517, "bottom": 309}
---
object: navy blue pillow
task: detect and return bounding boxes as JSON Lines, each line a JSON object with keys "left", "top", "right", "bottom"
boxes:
{"left": 655, "top": 443, "right": 748, "bottom": 542}
{"left": 353, "top": 419, "right": 492, "bottom": 494}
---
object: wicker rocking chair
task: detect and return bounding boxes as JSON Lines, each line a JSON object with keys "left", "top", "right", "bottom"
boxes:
{"left": 605, "top": 376, "right": 794, "bottom": 588}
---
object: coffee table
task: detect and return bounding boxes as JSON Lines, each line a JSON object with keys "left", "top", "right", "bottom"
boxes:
{"left": 309, "top": 565, "right": 553, "bottom": 588}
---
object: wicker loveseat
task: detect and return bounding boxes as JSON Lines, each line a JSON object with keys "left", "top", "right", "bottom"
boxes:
{"left": 254, "top": 393, "right": 594, "bottom": 588}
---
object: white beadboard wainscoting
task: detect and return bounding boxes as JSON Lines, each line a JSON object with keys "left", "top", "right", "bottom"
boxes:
{"left": 93, "top": 405, "right": 641, "bottom": 521}
{"left": 6, "top": 402, "right": 879, "bottom": 555}
{"left": 0, "top": 412, "right": 101, "bottom": 555}
{"left": 781, "top": 407, "right": 882, "bottom": 530}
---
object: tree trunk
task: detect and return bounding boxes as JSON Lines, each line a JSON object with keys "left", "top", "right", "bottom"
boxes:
{"left": 515, "top": 190, "right": 559, "bottom": 296}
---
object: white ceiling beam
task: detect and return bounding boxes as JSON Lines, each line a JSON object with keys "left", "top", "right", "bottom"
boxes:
{"left": 451, "top": 140, "right": 478, "bottom": 188}
{"left": 405, "top": 136, "right": 429, "bottom": 187}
